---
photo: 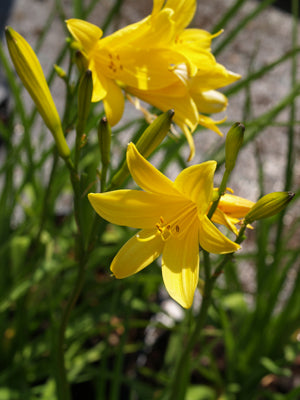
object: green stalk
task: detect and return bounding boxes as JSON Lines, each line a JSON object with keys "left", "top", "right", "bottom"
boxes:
{"left": 210, "top": 82, "right": 300, "bottom": 166}
{"left": 273, "top": 0, "right": 298, "bottom": 264}
{"left": 167, "top": 251, "right": 214, "bottom": 400}
{"left": 56, "top": 250, "right": 87, "bottom": 400}
{"left": 55, "top": 161, "right": 85, "bottom": 400}
{"left": 214, "top": 0, "right": 276, "bottom": 56}
{"left": 207, "top": 169, "right": 230, "bottom": 219}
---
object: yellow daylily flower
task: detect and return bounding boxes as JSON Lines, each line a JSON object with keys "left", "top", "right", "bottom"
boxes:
{"left": 66, "top": 0, "right": 240, "bottom": 159}
{"left": 88, "top": 143, "right": 240, "bottom": 309}
{"left": 213, "top": 193, "right": 255, "bottom": 235}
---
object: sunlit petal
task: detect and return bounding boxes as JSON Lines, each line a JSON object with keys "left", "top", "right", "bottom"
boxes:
{"left": 193, "top": 90, "right": 228, "bottom": 114}
{"left": 111, "top": 229, "right": 163, "bottom": 278}
{"left": 165, "top": 0, "right": 196, "bottom": 32}
{"left": 212, "top": 208, "right": 239, "bottom": 235}
{"left": 199, "top": 216, "right": 240, "bottom": 254}
{"left": 126, "top": 143, "right": 180, "bottom": 196}
{"left": 218, "top": 194, "right": 255, "bottom": 218}
{"left": 198, "top": 114, "right": 226, "bottom": 137}
{"left": 162, "top": 223, "right": 199, "bottom": 309}
{"left": 66, "top": 19, "right": 102, "bottom": 55}
{"left": 89, "top": 58, "right": 107, "bottom": 101}
{"left": 177, "top": 28, "right": 213, "bottom": 51}
{"left": 191, "top": 67, "right": 241, "bottom": 91}
{"left": 103, "top": 79, "right": 124, "bottom": 126}
{"left": 174, "top": 161, "right": 216, "bottom": 215}
{"left": 88, "top": 191, "right": 187, "bottom": 229}
{"left": 126, "top": 84, "right": 199, "bottom": 159}
{"left": 152, "top": 0, "right": 165, "bottom": 16}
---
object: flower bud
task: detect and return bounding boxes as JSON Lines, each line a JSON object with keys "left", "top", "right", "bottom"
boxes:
{"left": 98, "top": 117, "right": 111, "bottom": 167}
{"left": 244, "top": 192, "right": 295, "bottom": 224}
{"left": 77, "top": 69, "right": 93, "bottom": 134}
{"left": 5, "top": 27, "right": 70, "bottom": 159}
{"left": 110, "top": 110, "right": 174, "bottom": 189}
{"left": 135, "top": 109, "right": 174, "bottom": 158}
{"left": 74, "top": 50, "right": 89, "bottom": 73}
{"left": 225, "top": 122, "right": 245, "bottom": 173}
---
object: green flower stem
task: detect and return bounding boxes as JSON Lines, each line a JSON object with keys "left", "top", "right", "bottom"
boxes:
{"left": 207, "top": 169, "right": 230, "bottom": 219}
{"left": 273, "top": 0, "right": 298, "bottom": 265}
{"left": 168, "top": 251, "right": 214, "bottom": 400}
{"left": 74, "top": 125, "right": 83, "bottom": 171}
{"left": 56, "top": 252, "right": 87, "bottom": 400}
{"left": 55, "top": 157, "right": 86, "bottom": 400}
{"left": 168, "top": 222, "right": 247, "bottom": 399}
{"left": 100, "top": 165, "right": 108, "bottom": 193}
{"left": 36, "top": 150, "right": 59, "bottom": 243}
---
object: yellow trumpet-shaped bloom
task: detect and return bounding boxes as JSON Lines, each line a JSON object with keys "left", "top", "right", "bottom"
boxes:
{"left": 5, "top": 27, "right": 70, "bottom": 159}
{"left": 66, "top": 0, "right": 240, "bottom": 159}
{"left": 88, "top": 143, "right": 240, "bottom": 309}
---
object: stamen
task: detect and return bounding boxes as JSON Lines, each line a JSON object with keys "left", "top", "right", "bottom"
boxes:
{"left": 155, "top": 203, "right": 197, "bottom": 241}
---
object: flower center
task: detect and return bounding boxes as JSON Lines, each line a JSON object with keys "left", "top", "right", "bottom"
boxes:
{"left": 155, "top": 203, "right": 197, "bottom": 242}
{"left": 107, "top": 52, "right": 123, "bottom": 73}
{"left": 156, "top": 217, "right": 180, "bottom": 241}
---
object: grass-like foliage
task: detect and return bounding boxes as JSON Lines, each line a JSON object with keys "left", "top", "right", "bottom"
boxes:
{"left": 0, "top": 0, "right": 299, "bottom": 399}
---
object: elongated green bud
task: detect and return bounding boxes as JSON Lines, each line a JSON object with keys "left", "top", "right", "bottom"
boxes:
{"left": 244, "top": 191, "right": 295, "bottom": 224}
{"left": 98, "top": 117, "right": 111, "bottom": 167}
{"left": 135, "top": 109, "right": 174, "bottom": 158}
{"left": 5, "top": 27, "right": 70, "bottom": 159}
{"left": 110, "top": 110, "right": 174, "bottom": 189}
{"left": 98, "top": 117, "right": 111, "bottom": 191}
{"left": 77, "top": 69, "right": 93, "bottom": 134}
{"left": 225, "top": 122, "right": 245, "bottom": 172}
{"left": 74, "top": 50, "right": 88, "bottom": 73}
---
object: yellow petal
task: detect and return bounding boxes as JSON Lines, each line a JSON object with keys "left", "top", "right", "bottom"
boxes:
{"left": 212, "top": 208, "right": 239, "bottom": 235}
{"left": 162, "top": 223, "right": 199, "bottom": 308}
{"left": 88, "top": 191, "right": 188, "bottom": 229}
{"left": 103, "top": 79, "right": 124, "bottom": 126}
{"left": 198, "top": 114, "right": 226, "bottom": 137}
{"left": 126, "top": 143, "right": 180, "bottom": 196}
{"left": 176, "top": 28, "right": 213, "bottom": 52}
{"left": 111, "top": 229, "right": 163, "bottom": 278}
{"left": 176, "top": 43, "right": 215, "bottom": 75}
{"left": 181, "top": 125, "right": 196, "bottom": 162}
{"left": 193, "top": 90, "right": 228, "bottom": 114}
{"left": 174, "top": 161, "right": 216, "bottom": 215}
{"left": 165, "top": 0, "right": 196, "bottom": 32}
{"left": 142, "top": 8, "right": 175, "bottom": 46}
{"left": 152, "top": 0, "right": 165, "bottom": 16}
{"left": 218, "top": 194, "right": 255, "bottom": 218}
{"left": 66, "top": 19, "right": 102, "bottom": 55}
{"left": 199, "top": 216, "right": 240, "bottom": 254}
{"left": 191, "top": 67, "right": 241, "bottom": 91}
{"left": 86, "top": 58, "right": 107, "bottom": 102}
{"left": 126, "top": 83, "right": 199, "bottom": 138}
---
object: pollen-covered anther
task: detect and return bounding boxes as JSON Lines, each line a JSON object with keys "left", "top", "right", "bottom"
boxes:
{"left": 107, "top": 52, "right": 122, "bottom": 73}
{"left": 155, "top": 218, "right": 181, "bottom": 241}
